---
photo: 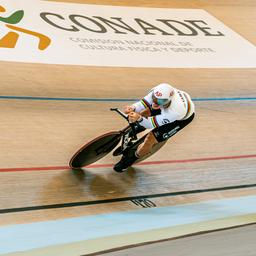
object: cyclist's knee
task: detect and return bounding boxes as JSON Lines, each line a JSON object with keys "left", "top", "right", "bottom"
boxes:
{"left": 137, "top": 132, "right": 157, "bottom": 156}
{"left": 144, "top": 132, "right": 157, "bottom": 147}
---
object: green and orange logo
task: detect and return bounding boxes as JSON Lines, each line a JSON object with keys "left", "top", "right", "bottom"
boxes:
{"left": 0, "top": 5, "right": 51, "bottom": 50}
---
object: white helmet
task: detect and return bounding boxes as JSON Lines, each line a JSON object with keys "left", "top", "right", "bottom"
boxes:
{"left": 153, "top": 83, "right": 175, "bottom": 106}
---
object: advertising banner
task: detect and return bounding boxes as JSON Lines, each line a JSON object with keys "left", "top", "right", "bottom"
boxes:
{"left": 0, "top": 0, "right": 256, "bottom": 67}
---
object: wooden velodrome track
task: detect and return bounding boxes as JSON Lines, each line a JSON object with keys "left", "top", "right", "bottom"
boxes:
{"left": 0, "top": 0, "right": 255, "bottom": 255}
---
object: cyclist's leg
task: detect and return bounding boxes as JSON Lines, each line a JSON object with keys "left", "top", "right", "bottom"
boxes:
{"left": 136, "top": 113, "right": 195, "bottom": 158}
{"left": 113, "top": 132, "right": 157, "bottom": 172}
{"left": 136, "top": 132, "right": 158, "bottom": 157}
{"left": 151, "top": 113, "right": 195, "bottom": 143}
{"left": 113, "top": 148, "right": 139, "bottom": 172}
{"left": 114, "top": 123, "right": 177, "bottom": 172}
{"left": 114, "top": 114, "right": 195, "bottom": 172}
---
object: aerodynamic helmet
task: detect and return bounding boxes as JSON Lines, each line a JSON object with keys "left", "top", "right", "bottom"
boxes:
{"left": 152, "top": 83, "right": 175, "bottom": 106}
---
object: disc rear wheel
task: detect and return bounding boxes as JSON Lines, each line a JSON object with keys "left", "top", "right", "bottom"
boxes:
{"left": 69, "top": 132, "right": 121, "bottom": 169}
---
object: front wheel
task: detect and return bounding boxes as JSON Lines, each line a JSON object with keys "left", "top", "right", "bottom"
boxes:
{"left": 69, "top": 132, "right": 121, "bottom": 169}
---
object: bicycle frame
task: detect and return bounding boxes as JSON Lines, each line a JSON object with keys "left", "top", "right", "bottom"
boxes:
{"left": 110, "top": 108, "right": 140, "bottom": 153}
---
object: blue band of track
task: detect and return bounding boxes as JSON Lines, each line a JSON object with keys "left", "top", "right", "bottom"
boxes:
{"left": 0, "top": 95, "right": 255, "bottom": 102}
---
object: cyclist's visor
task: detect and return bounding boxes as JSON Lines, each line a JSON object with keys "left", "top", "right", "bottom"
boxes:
{"left": 152, "top": 95, "right": 170, "bottom": 106}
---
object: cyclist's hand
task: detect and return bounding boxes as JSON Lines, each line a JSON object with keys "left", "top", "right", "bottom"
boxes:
{"left": 123, "top": 105, "right": 135, "bottom": 114}
{"left": 128, "top": 112, "right": 141, "bottom": 123}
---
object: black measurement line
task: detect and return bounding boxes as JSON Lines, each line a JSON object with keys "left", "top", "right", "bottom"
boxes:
{"left": 1, "top": 183, "right": 256, "bottom": 214}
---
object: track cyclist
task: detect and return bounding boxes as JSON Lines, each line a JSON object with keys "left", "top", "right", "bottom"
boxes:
{"left": 114, "top": 83, "right": 195, "bottom": 172}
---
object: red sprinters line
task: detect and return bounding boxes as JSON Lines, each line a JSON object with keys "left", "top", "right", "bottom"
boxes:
{"left": 0, "top": 154, "right": 255, "bottom": 173}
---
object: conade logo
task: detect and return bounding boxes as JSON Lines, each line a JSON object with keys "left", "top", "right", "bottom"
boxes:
{"left": 0, "top": 5, "right": 51, "bottom": 50}
{"left": 39, "top": 12, "right": 225, "bottom": 37}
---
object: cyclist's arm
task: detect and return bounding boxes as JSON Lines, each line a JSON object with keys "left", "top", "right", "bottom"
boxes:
{"left": 124, "top": 91, "right": 153, "bottom": 114}
{"left": 138, "top": 111, "right": 179, "bottom": 129}
{"left": 140, "top": 108, "right": 151, "bottom": 118}
{"left": 132, "top": 94, "right": 152, "bottom": 112}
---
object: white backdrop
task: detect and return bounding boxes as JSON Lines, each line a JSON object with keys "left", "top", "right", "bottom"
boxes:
{"left": 0, "top": 0, "right": 256, "bottom": 68}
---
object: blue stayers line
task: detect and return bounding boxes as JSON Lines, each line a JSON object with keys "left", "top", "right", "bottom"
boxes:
{"left": 0, "top": 95, "right": 256, "bottom": 102}
{"left": 194, "top": 97, "right": 256, "bottom": 101}
{"left": 0, "top": 96, "right": 137, "bottom": 102}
